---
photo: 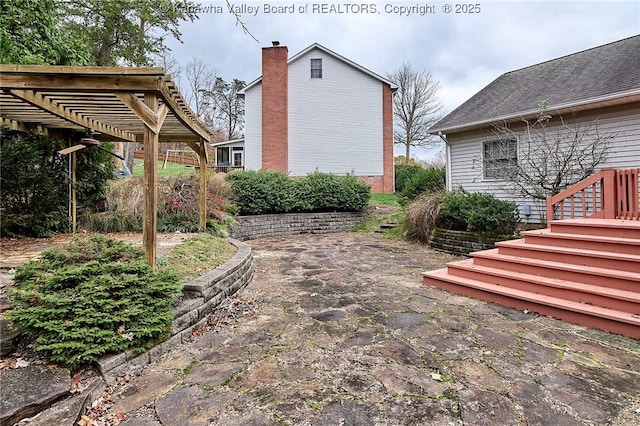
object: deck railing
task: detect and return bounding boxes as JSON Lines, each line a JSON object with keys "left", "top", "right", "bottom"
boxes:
{"left": 546, "top": 168, "right": 640, "bottom": 222}
{"left": 213, "top": 165, "right": 244, "bottom": 174}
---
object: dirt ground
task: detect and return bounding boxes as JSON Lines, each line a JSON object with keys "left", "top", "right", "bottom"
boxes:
{"left": 0, "top": 232, "right": 198, "bottom": 270}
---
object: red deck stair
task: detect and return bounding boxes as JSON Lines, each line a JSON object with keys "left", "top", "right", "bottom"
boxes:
{"left": 423, "top": 219, "right": 640, "bottom": 339}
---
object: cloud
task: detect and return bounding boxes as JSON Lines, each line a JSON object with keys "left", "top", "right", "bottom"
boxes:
{"left": 163, "top": 0, "right": 639, "bottom": 159}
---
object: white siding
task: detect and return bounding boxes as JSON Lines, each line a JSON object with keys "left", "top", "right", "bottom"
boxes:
{"left": 447, "top": 105, "right": 640, "bottom": 223}
{"left": 287, "top": 48, "right": 383, "bottom": 176}
{"left": 243, "top": 84, "right": 262, "bottom": 170}
{"left": 598, "top": 106, "right": 640, "bottom": 168}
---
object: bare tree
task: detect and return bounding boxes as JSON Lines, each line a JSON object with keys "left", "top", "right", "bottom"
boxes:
{"left": 387, "top": 63, "right": 443, "bottom": 164}
{"left": 154, "top": 51, "right": 182, "bottom": 88}
{"left": 205, "top": 77, "right": 246, "bottom": 140}
{"left": 184, "top": 58, "right": 216, "bottom": 124}
{"left": 489, "top": 102, "right": 614, "bottom": 202}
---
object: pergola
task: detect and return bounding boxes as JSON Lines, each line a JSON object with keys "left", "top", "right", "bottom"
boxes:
{"left": 0, "top": 65, "right": 214, "bottom": 267}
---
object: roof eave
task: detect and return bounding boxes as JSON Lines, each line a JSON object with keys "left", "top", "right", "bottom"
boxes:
{"left": 210, "top": 138, "right": 245, "bottom": 147}
{"left": 430, "top": 89, "right": 640, "bottom": 135}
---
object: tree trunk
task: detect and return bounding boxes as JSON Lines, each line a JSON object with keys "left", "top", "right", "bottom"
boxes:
{"left": 124, "top": 142, "right": 136, "bottom": 173}
{"left": 405, "top": 139, "right": 411, "bottom": 165}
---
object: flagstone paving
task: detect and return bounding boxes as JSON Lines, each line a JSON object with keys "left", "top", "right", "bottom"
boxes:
{"left": 85, "top": 232, "right": 639, "bottom": 426}
{"left": 6, "top": 232, "right": 640, "bottom": 425}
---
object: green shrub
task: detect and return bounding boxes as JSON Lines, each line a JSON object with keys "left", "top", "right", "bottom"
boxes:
{"left": 0, "top": 130, "right": 115, "bottom": 237}
{"left": 226, "top": 170, "right": 371, "bottom": 215}
{"left": 303, "top": 172, "right": 371, "bottom": 212}
{"left": 1, "top": 132, "right": 70, "bottom": 237}
{"left": 438, "top": 191, "right": 520, "bottom": 234}
{"left": 7, "top": 235, "right": 182, "bottom": 369}
{"left": 395, "top": 164, "right": 423, "bottom": 193}
{"left": 225, "top": 170, "right": 298, "bottom": 214}
{"left": 400, "top": 166, "right": 446, "bottom": 204}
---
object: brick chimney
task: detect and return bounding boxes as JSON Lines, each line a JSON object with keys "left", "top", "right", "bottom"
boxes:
{"left": 261, "top": 41, "right": 288, "bottom": 172}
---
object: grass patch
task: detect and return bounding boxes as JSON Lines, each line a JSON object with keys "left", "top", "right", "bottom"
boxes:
{"left": 354, "top": 193, "right": 405, "bottom": 239}
{"left": 158, "top": 233, "right": 237, "bottom": 283}
{"left": 352, "top": 211, "right": 405, "bottom": 238}
{"left": 132, "top": 161, "right": 195, "bottom": 177}
{"left": 369, "top": 193, "right": 401, "bottom": 207}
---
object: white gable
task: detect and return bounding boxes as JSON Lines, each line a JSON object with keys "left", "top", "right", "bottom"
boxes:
{"left": 287, "top": 47, "right": 384, "bottom": 176}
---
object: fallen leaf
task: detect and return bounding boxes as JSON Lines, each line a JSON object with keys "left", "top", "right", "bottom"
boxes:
{"left": 116, "top": 412, "right": 126, "bottom": 421}
{"left": 117, "top": 324, "right": 126, "bottom": 334}
{"left": 77, "top": 415, "right": 92, "bottom": 426}
{"left": 121, "top": 332, "right": 134, "bottom": 341}
{"left": 13, "top": 358, "right": 30, "bottom": 368}
{"left": 71, "top": 370, "right": 84, "bottom": 385}
{"left": 430, "top": 372, "right": 443, "bottom": 382}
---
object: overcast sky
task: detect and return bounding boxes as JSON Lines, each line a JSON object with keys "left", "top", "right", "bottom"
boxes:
{"left": 164, "top": 0, "right": 640, "bottom": 160}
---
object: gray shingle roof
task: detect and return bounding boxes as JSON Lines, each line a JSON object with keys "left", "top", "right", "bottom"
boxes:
{"left": 431, "top": 35, "right": 640, "bottom": 134}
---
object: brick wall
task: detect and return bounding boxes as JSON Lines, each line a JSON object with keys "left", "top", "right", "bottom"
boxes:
{"left": 382, "top": 83, "right": 395, "bottom": 193}
{"left": 230, "top": 211, "right": 366, "bottom": 241}
{"left": 261, "top": 43, "right": 288, "bottom": 172}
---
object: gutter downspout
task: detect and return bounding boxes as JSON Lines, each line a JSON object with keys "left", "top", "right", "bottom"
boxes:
{"left": 438, "top": 132, "right": 452, "bottom": 191}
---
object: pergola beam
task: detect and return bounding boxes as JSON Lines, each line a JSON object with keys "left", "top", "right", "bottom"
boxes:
{"left": 0, "top": 72, "right": 163, "bottom": 93}
{"left": 115, "top": 93, "right": 168, "bottom": 134}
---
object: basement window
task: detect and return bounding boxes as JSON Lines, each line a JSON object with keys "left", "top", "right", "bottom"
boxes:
{"left": 310, "top": 58, "right": 322, "bottom": 78}
{"left": 483, "top": 139, "right": 517, "bottom": 179}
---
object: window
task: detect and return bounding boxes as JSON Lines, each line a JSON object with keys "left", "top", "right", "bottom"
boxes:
{"left": 310, "top": 58, "right": 322, "bottom": 78}
{"left": 232, "top": 150, "right": 243, "bottom": 167}
{"left": 216, "top": 147, "right": 230, "bottom": 165}
{"left": 483, "top": 139, "right": 517, "bottom": 179}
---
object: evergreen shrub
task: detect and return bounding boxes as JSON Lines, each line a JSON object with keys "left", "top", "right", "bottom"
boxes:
{"left": 394, "top": 164, "right": 423, "bottom": 193}
{"left": 404, "top": 190, "right": 520, "bottom": 240}
{"left": 438, "top": 191, "right": 520, "bottom": 234}
{"left": 400, "top": 166, "right": 446, "bottom": 204}
{"left": 0, "top": 130, "right": 115, "bottom": 237}
{"left": 6, "top": 235, "right": 182, "bottom": 369}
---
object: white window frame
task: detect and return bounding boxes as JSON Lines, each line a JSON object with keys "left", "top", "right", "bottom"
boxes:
{"left": 483, "top": 139, "right": 517, "bottom": 180}
{"left": 232, "top": 149, "right": 243, "bottom": 167}
{"left": 310, "top": 58, "right": 322, "bottom": 79}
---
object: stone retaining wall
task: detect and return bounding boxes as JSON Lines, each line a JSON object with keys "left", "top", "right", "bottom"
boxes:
{"left": 428, "top": 228, "right": 516, "bottom": 256}
{"left": 96, "top": 238, "right": 254, "bottom": 383}
{"left": 230, "top": 211, "right": 366, "bottom": 241}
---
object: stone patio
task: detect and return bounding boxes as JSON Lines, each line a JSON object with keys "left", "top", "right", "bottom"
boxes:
{"left": 3, "top": 232, "right": 640, "bottom": 425}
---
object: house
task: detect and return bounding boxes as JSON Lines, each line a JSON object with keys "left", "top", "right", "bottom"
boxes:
{"left": 239, "top": 42, "right": 397, "bottom": 193}
{"left": 430, "top": 35, "right": 640, "bottom": 223}
{"left": 211, "top": 138, "right": 245, "bottom": 172}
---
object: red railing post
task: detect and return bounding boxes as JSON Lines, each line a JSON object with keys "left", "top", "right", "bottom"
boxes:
{"left": 546, "top": 196, "right": 554, "bottom": 223}
{"left": 601, "top": 168, "right": 617, "bottom": 219}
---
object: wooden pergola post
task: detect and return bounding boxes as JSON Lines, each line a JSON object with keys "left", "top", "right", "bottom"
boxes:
{"left": 71, "top": 150, "right": 77, "bottom": 233}
{"left": 199, "top": 139, "right": 208, "bottom": 230}
{"left": 143, "top": 93, "right": 159, "bottom": 267}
